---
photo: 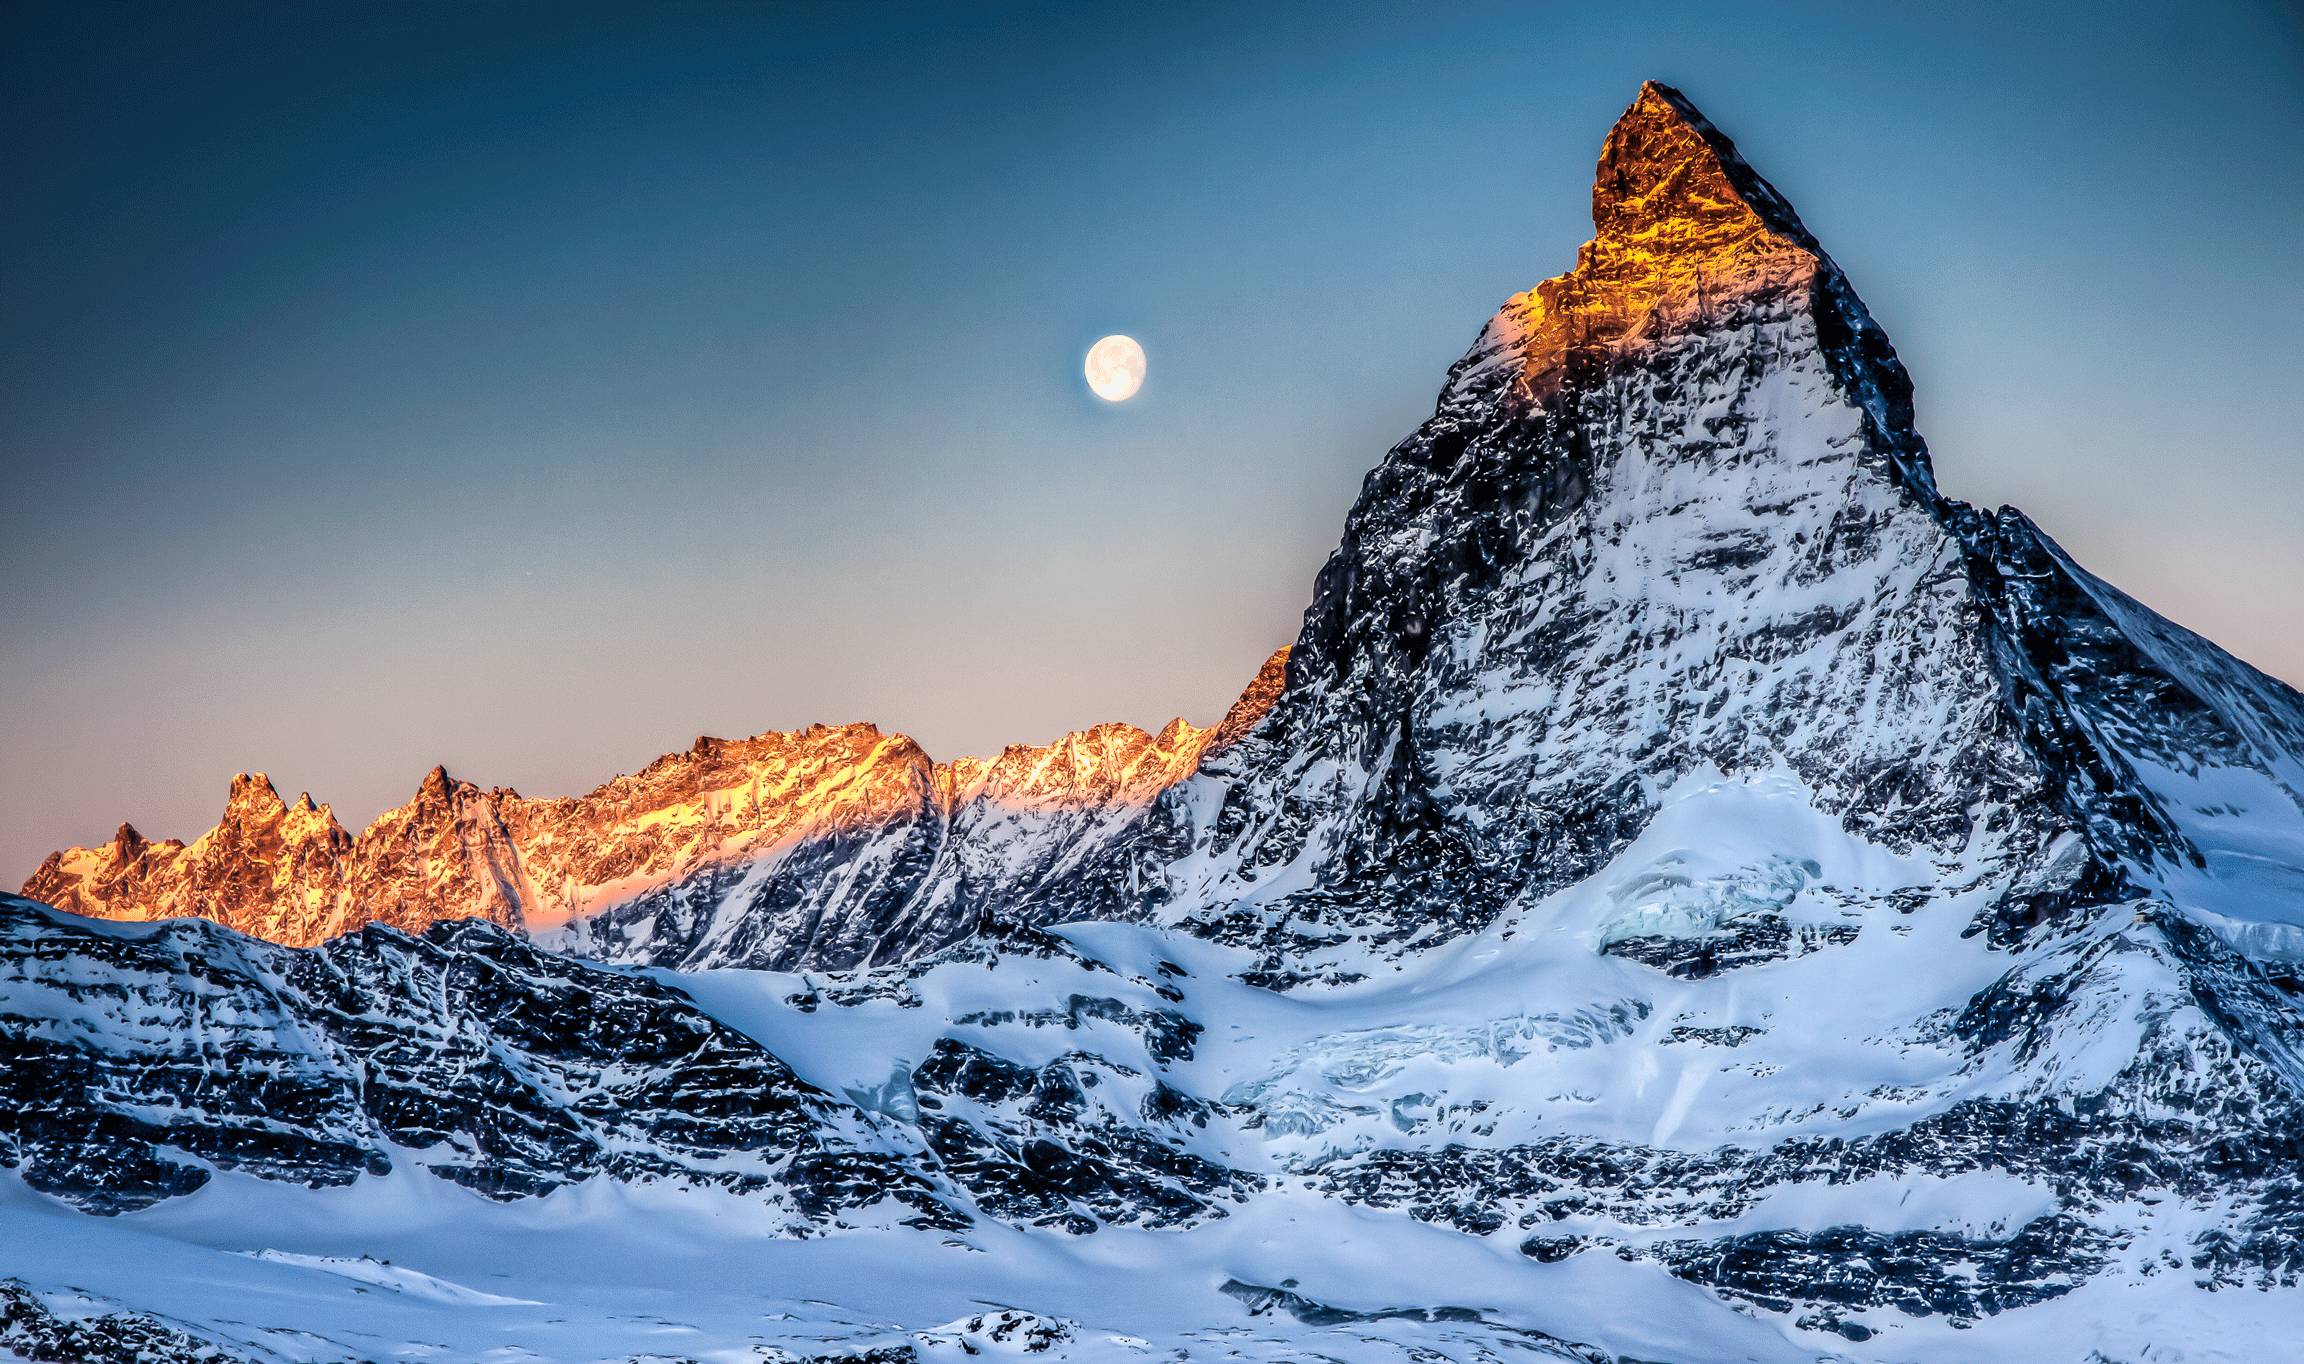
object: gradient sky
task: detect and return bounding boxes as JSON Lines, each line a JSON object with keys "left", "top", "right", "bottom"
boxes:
{"left": 4, "top": 1, "right": 2302, "bottom": 880}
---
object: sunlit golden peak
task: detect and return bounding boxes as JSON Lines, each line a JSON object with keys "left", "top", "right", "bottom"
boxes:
{"left": 1461, "top": 81, "right": 1827, "bottom": 407}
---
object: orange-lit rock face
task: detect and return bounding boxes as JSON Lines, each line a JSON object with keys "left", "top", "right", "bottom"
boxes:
{"left": 22, "top": 647, "right": 1292, "bottom": 957}
{"left": 24, "top": 777, "right": 361, "bottom": 947}
{"left": 1464, "top": 83, "right": 1821, "bottom": 407}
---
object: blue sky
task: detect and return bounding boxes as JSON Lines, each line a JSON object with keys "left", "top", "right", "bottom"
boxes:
{"left": 3, "top": 0, "right": 2301, "bottom": 875}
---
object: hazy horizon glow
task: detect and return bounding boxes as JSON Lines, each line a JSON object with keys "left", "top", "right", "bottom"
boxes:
{"left": 3, "top": 1, "right": 2302, "bottom": 878}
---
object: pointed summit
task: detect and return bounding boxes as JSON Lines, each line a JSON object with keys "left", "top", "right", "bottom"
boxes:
{"left": 1590, "top": 82, "right": 1820, "bottom": 256}
{"left": 1459, "top": 81, "right": 1833, "bottom": 407}
{"left": 417, "top": 764, "right": 455, "bottom": 800}
{"left": 222, "top": 772, "right": 288, "bottom": 822}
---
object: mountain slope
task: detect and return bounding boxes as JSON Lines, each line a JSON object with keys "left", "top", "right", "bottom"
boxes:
{"left": 0, "top": 893, "right": 967, "bottom": 1224}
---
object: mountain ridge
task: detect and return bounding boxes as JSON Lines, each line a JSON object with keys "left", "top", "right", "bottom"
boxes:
{"left": 22, "top": 647, "right": 1291, "bottom": 959}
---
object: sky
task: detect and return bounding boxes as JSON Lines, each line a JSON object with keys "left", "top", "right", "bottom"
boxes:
{"left": 3, "top": 1, "right": 2301, "bottom": 879}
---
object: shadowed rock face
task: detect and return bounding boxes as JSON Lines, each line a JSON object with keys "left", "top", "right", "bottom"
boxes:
{"left": 0, "top": 893, "right": 966, "bottom": 1223}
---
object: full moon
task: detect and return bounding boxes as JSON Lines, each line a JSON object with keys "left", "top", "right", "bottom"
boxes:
{"left": 1085, "top": 334, "right": 1145, "bottom": 402}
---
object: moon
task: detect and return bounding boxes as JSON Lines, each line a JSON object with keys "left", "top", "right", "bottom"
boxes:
{"left": 1085, "top": 334, "right": 1145, "bottom": 402}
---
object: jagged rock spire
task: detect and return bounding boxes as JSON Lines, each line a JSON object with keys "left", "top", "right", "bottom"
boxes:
{"left": 222, "top": 772, "right": 287, "bottom": 822}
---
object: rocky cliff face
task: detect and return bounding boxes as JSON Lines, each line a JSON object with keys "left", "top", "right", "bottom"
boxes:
{"left": 7, "top": 83, "right": 2304, "bottom": 1362}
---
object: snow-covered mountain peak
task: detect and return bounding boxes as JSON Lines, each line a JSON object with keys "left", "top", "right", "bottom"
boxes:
{"left": 1128, "top": 82, "right": 2055, "bottom": 981}
{"left": 8, "top": 82, "right": 2304, "bottom": 1360}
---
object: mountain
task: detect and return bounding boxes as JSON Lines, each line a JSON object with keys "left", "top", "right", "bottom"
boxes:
{"left": 1091, "top": 82, "right": 2304, "bottom": 982}
{"left": 6, "top": 81, "right": 2304, "bottom": 1363}
{"left": 22, "top": 647, "right": 1289, "bottom": 968}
